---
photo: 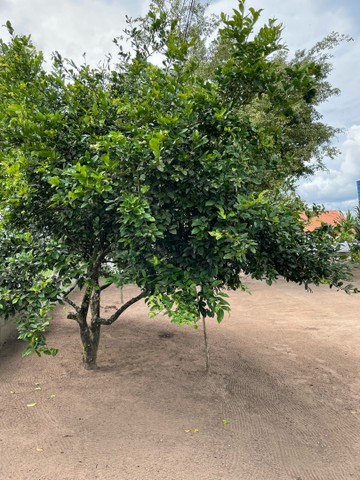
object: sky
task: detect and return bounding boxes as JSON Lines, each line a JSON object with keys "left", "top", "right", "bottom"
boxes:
{"left": 1, "top": 0, "right": 359, "bottom": 212}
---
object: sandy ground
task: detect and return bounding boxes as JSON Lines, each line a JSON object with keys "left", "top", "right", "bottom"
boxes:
{"left": 0, "top": 270, "right": 360, "bottom": 480}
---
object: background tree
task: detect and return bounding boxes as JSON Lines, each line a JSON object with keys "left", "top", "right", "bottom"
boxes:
{"left": 0, "top": 2, "right": 354, "bottom": 369}
{"left": 347, "top": 206, "right": 360, "bottom": 264}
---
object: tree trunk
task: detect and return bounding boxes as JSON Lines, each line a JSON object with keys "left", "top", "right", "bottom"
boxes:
{"left": 80, "top": 323, "right": 101, "bottom": 370}
{"left": 202, "top": 315, "right": 210, "bottom": 373}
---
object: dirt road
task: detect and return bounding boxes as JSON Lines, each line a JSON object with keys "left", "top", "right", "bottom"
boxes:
{"left": 0, "top": 271, "right": 359, "bottom": 479}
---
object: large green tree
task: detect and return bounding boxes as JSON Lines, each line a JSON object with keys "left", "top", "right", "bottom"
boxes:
{"left": 0, "top": 2, "right": 354, "bottom": 369}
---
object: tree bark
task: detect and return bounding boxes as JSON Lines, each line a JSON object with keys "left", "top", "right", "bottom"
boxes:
{"left": 79, "top": 281, "right": 102, "bottom": 369}
{"left": 80, "top": 323, "right": 101, "bottom": 370}
{"left": 202, "top": 315, "right": 210, "bottom": 373}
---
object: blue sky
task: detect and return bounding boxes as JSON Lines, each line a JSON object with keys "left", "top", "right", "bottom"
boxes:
{"left": 1, "top": 0, "right": 359, "bottom": 211}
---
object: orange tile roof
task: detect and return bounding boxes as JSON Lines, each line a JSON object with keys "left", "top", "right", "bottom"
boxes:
{"left": 300, "top": 210, "right": 344, "bottom": 232}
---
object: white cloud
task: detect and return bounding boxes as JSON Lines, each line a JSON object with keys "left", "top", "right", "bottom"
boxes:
{"left": 297, "top": 125, "right": 360, "bottom": 211}
{"left": 1, "top": 0, "right": 144, "bottom": 66}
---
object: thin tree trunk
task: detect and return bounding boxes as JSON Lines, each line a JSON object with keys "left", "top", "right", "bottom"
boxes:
{"left": 202, "top": 315, "right": 210, "bottom": 373}
{"left": 80, "top": 323, "right": 101, "bottom": 370}
{"left": 80, "top": 281, "right": 102, "bottom": 370}
{"left": 120, "top": 286, "right": 124, "bottom": 305}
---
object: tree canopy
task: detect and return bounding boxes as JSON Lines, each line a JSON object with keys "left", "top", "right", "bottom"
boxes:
{"left": 0, "top": 1, "right": 354, "bottom": 369}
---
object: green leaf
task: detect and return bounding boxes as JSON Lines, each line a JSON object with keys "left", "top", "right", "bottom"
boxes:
{"left": 6, "top": 20, "right": 14, "bottom": 35}
{"left": 149, "top": 137, "right": 161, "bottom": 160}
{"left": 217, "top": 309, "right": 225, "bottom": 323}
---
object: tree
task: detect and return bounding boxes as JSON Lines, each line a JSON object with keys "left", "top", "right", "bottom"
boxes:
{"left": 348, "top": 206, "right": 360, "bottom": 264}
{"left": 0, "top": 2, "right": 355, "bottom": 369}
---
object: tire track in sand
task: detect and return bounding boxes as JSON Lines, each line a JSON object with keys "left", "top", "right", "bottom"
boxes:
{"left": 218, "top": 346, "right": 360, "bottom": 480}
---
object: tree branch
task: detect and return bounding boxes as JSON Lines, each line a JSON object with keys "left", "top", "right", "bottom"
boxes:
{"left": 100, "top": 281, "right": 113, "bottom": 292}
{"left": 67, "top": 311, "right": 82, "bottom": 325}
{"left": 62, "top": 280, "right": 78, "bottom": 299}
{"left": 64, "top": 296, "right": 80, "bottom": 314}
{"left": 90, "top": 249, "right": 109, "bottom": 280}
{"left": 75, "top": 249, "right": 109, "bottom": 325}
{"left": 90, "top": 279, "right": 100, "bottom": 319}
{"left": 79, "top": 285, "right": 92, "bottom": 321}
{"left": 95, "top": 291, "right": 146, "bottom": 325}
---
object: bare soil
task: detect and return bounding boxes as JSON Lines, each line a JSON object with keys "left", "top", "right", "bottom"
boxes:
{"left": 1, "top": 270, "right": 360, "bottom": 480}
